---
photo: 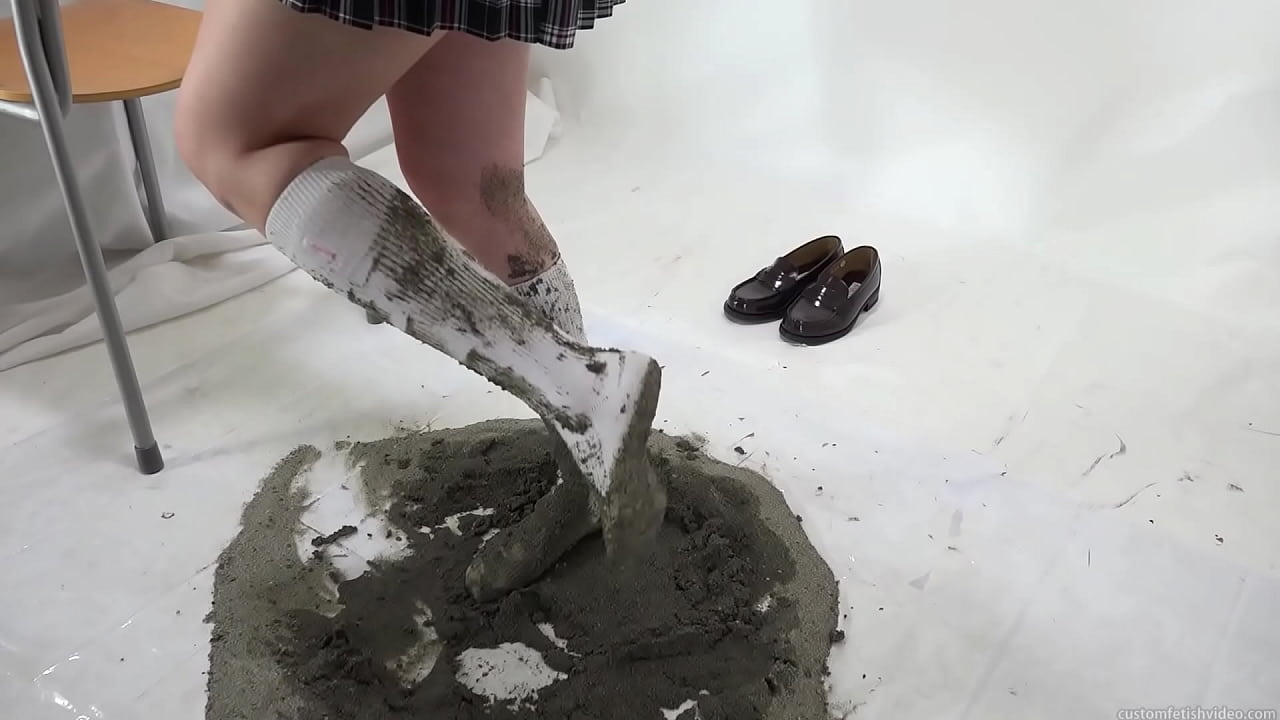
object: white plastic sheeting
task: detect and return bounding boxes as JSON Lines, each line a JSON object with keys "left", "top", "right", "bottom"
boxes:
{"left": 2, "top": 0, "right": 1280, "bottom": 717}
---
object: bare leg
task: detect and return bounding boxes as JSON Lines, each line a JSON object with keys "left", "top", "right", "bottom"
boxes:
{"left": 387, "top": 34, "right": 602, "bottom": 600}
{"left": 176, "top": 0, "right": 664, "bottom": 565}
{"left": 175, "top": 0, "right": 438, "bottom": 228}
{"left": 378, "top": 34, "right": 584, "bottom": 337}
{"left": 390, "top": 35, "right": 556, "bottom": 283}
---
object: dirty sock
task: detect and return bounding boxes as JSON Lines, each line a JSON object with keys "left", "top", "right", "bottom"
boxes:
{"left": 511, "top": 259, "right": 586, "bottom": 342}
{"left": 264, "top": 156, "right": 664, "bottom": 544}
{"left": 475, "top": 261, "right": 601, "bottom": 599}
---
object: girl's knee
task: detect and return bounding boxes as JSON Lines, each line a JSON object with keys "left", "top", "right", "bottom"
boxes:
{"left": 173, "top": 94, "right": 240, "bottom": 208}
{"left": 174, "top": 92, "right": 345, "bottom": 226}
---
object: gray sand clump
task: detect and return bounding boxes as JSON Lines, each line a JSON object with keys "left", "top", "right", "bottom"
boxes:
{"left": 204, "top": 445, "right": 341, "bottom": 720}
{"left": 206, "top": 419, "right": 839, "bottom": 720}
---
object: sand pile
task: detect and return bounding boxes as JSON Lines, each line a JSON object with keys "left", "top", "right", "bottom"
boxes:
{"left": 205, "top": 419, "right": 839, "bottom": 719}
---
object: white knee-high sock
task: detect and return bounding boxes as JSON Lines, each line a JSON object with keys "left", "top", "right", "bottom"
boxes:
{"left": 511, "top": 260, "right": 588, "bottom": 491}
{"left": 264, "top": 156, "right": 651, "bottom": 498}
{"left": 511, "top": 259, "right": 586, "bottom": 342}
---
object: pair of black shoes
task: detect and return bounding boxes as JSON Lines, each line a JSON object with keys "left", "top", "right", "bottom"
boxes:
{"left": 723, "top": 236, "right": 882, "bottom": 345}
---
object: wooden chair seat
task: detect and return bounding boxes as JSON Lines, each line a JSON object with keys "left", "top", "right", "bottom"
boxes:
{"left": 0, "top": 0, "right": 201, "bottom": 104}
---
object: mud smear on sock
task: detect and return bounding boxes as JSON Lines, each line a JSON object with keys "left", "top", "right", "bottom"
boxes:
{"left": 206, "top": 420, "right": 839, "bottom": 720}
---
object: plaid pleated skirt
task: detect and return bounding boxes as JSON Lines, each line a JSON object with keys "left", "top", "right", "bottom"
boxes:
{"left": 280, "top": 0, "right": 626, "bottom": 49}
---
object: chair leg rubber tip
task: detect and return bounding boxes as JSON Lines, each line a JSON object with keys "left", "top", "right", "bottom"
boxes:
{"left": 135, "top": 444, "right": 165, "bottom": 475}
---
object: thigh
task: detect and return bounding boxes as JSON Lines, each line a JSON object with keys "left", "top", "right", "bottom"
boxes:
{"left": 177, "top": 0, "right": 441, "bottom": 154}
{"left": 384, "top": 32, "right": 532, "bottom": 198}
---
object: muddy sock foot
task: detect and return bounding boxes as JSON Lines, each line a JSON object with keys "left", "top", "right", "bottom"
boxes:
{"left": 591, "top": 356, "right": 666, "bottom": 560}
{"left": 465, "top": 468, "right": 601, "bottom": 601}
{"left": 465, "top": 449, "right": 666, "bottom": 601}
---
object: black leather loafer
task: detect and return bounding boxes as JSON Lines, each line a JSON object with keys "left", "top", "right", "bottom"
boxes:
{"left": 723, "top": 235, "right": 845, "bottom": 323}
{"left": 780, "top": 245, "right": 881, "bottom": 345}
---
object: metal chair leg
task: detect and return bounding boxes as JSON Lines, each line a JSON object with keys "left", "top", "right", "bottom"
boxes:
{"left": 121, "top": 98, "right": 168, "bottom": 244}
{"left": 13, "top": 0, "right": 164, "bottom": 474}
{"left": 43, "top": 117, "right": 166, "bottom": 473}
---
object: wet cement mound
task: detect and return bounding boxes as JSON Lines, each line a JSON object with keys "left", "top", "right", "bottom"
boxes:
{"left": 206, "top": 419, "right": 839, "bottom": 720}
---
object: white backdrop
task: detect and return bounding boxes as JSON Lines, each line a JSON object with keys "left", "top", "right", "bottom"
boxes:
{"left": 532, "top": 0, "right": 1280, "bottom": 235}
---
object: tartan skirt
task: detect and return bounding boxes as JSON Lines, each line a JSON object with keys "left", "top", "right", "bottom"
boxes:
{"left": 279, "top": 0, "right": 627, "bottom": 49}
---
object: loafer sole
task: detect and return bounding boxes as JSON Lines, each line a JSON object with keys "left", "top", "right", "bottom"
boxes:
{"left": 723, "top": 303, "right": 786, "bottom": 324}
